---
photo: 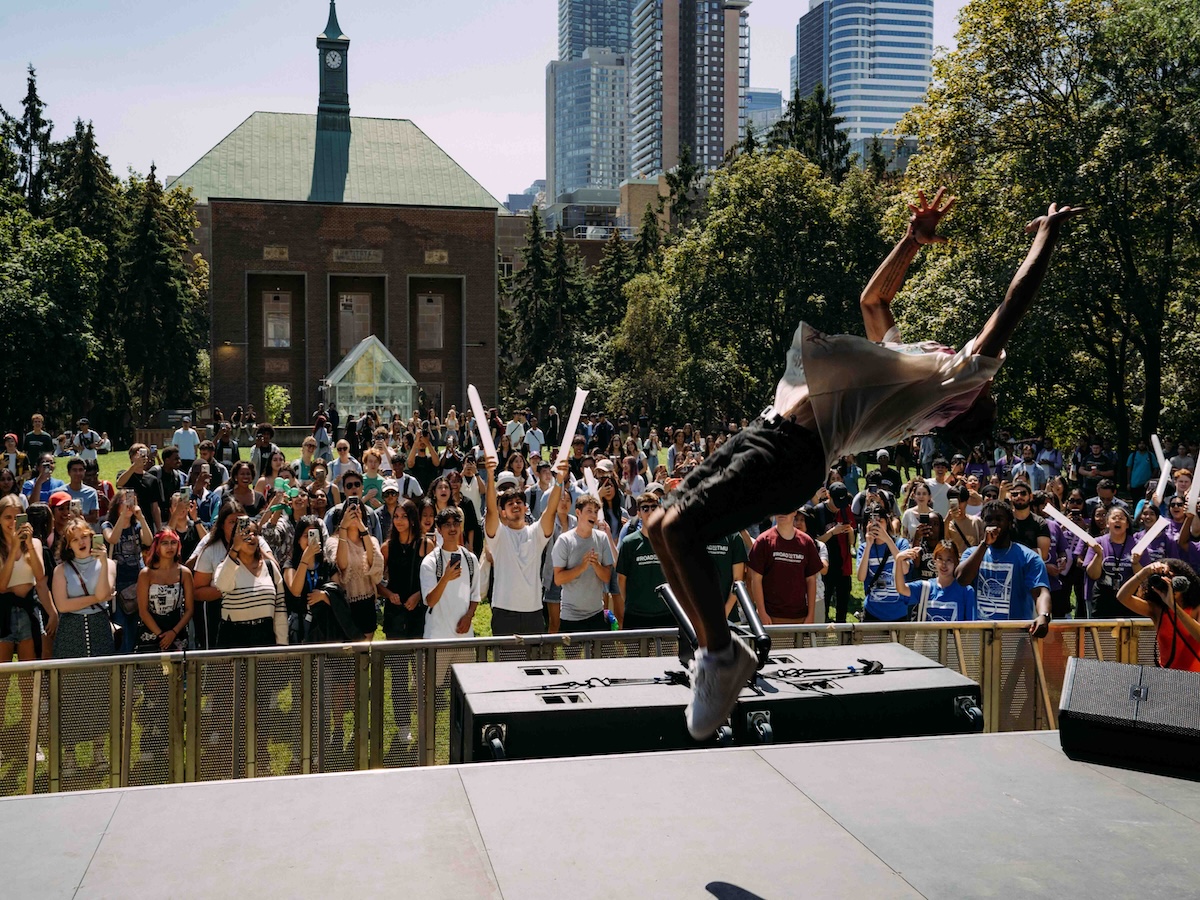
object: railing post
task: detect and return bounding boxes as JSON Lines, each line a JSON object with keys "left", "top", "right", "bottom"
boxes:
{"left": 25, "top": 668, "right": 42, "bottom": 794}
{"left": 355, "top": 647, "right": 371, "bottom": 771}
{"left": 245, "top": 657, "right": 257, "bottom": 779}
{"left": 369, "top": 647, "right": 384, "bottom": 769}
{"left": 300, "top": 653, "right": 313, "bottom": 775}
{"left": 48, "top": 668, "right": 60, "bottom": 793}
{"left": 185, "top": 658, "right": 200, "bottom": 783}
{"left": 422, "top": 647, "right": 437, "bottom": 766}
{"left": 169, "top": 660, "right": 185, "bottom": 784}
{"left": 109, "top": 665, "right": 123, "bottom": 789}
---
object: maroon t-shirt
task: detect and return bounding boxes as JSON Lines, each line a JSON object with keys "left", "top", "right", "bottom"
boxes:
{"left": 747, "top": 526, "right": 823, "bottom": 619}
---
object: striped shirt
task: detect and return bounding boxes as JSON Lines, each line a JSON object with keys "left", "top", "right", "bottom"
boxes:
{"left": 213, "top": 555, "right": 287, "bottom": 644}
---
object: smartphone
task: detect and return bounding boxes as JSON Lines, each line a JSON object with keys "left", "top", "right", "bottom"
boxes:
{"left": 92, "top": 532, "right": 106, "bottom": 552}
{"left": 345, "top": 496, "right": 360, "bottom": 512}
{"left": 70, "top": 499, "right": 83, "bottom": 515}
{"left": 139, "top": 448, "right": 149, "bottom": 460}
{"left": 949, "top": 498, "right": 959, "bottom": 512}
{"left": 200, "top": 464, "right": 210, "bottom": 477}
{"left": 16, "top": 513, "right": 28, "bottom": 527}
{"left": 149, "top": 445, "right": 157, "bottom": 456}
{"left": 449, "top": 552, "right": 462, "bottom": 567}
{"left": 181, "top": 486, "right": 192, "bottom": 502}
{"left": 308, "top": 528, "right": 320, "bottom": 546}
{"left": 123, "top": 488, "right": 135, "bottom": 504}
{"left": 236, "top": 515, "right": 252, "bottom": 536}
{"left": 919, "top": 513, "right": 930, "bottom": 525}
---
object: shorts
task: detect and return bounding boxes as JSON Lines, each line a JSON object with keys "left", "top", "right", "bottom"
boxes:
{"left": 662, "top": 414, "right": 828, "bottom": 544}
{"left": 559, "top": 611, "right": 608, "bottom": 633}
{"left": 543, "top": 583, "right": 562, "bottom": 604}
{"left": 5, "top": 604, "right": 42, "bottom": 643}
{"left": 348, "top": 597, "right": 379, "bottom": 638}
{"left": 491, "top": 607, "right": 547, "bottom": 636}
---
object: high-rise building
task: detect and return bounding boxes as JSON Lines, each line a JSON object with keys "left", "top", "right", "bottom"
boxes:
{"left": 794, "top": 0, "right": 932, "bottom": 156}
{"left": 746, "top": 87, "right": 783, "bottom": 134}
{"left": 558, "top": 0, "right": 635, "bottom": 59}
{"left": 546, "top": 48, "right": 631, "bottom": 200}
{"left": 630, "top": 0, "right": 751, "bottom": 178}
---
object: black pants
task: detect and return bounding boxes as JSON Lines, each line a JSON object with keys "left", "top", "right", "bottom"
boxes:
{"left": 824, "top": 573, "right": 853, "bottom": 624}
{"left": 491, "top": 607, "right": 547, "bottom": 636}
{"left": 623, "top": 610, "right": 679, "bottom": 630}
{"left": 217, "top": 617, "right": 275, "bottom": 648}
{"left": 560, "top": 611, "right": 608, "bottom": 633}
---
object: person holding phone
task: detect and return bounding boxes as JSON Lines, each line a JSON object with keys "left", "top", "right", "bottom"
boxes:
{"left": 900, "top": 480, "right": 936, "bottom": 543}
{"left": 0, "top": 495, "right": 50, "bottom": 660}
{"left": 326, "top": 496, "right": 384, "bottom": 639}
{"left": 420, "top": 506, "right": 479, "bottom": 639}
{"left": 52, "top": 519, "right": 116, "bottom": 658}
{"left": 114, "top": 444, "right": 164, "bottom": 532}
{"left": 212, "top": 517, "right": 286, "bottom": 647}
{"left": 103, "top": 488, "right": 154, "bottom": 652}
{"left": 283, "top": 515, "right": 332, "bottom": 644}
{"left": 135, "top": 530, "right": 195, "bottom": 652}
{"left": 22, "top": 453, "right": 66, "bottom": 504}
{"left": 380, "top": 500, "right": 427, "bottom": 641}
{"left": 856, "top": 508, "right": 913, "bottom": 622}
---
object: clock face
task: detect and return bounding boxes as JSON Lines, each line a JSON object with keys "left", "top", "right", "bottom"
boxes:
{"left": 325, "top": 50, "right": 342, "bottom": 69}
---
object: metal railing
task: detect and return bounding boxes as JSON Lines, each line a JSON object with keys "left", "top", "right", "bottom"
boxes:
{"left": 0, "top": 620, "right": 1156, "bottom": 796}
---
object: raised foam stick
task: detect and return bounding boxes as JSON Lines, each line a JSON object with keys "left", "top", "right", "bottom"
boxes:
{"left": 467, "top": 384, "right": 497, "bottom": 464}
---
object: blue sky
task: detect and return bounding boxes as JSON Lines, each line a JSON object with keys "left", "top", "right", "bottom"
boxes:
{"left": 2, "top": 1, "right": 967, "bottom": 201}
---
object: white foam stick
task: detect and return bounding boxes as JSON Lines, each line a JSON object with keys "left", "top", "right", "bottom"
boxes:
{"left": 466, "top": 384, "right": 497, "bottom": 463}
{"left": 1153, "top": 463, "right": 1173, "bottom": 506}
{"left": 1131, "top": 515, "right": 1169, "bottom": 561}
{"left": 1044, "top": 503, "right": 1095, "bottom": 548}
{"left": 1189, "top": 469, "right": 1200, "bottom": 515}
{"left": 552, "top": 387, "right": 589, "bottom": 473}
{"left": 583, "top": 467, "right": 600, "bottom": 497}
{"left": 1151, "top": 434, "right": 1167, "bottom": 468}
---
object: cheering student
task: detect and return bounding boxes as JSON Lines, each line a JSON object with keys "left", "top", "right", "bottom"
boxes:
{"left": 645, "top": 188, "right": 1081, "bottom": 738}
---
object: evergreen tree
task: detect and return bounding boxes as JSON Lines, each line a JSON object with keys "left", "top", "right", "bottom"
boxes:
{"left": 633, "top": 203, "right": 663, "bottom": 274}
{"left": 15, "top": 65, "right": 54, "bottom": 217}
{"left": 0, "top": 107, "right": 19, "bottom": 195}
{"left": 504, "top": 206, "right": 553, "bottom": 391}
{"left": 663, "top": 144, "right": 703, "bottom": 228}
{"left": 589, "top": 228, "right": 634, "bottom": 335}
{"left": 867, "top": 134, "right": 889, "bottom": 181}
{"left": 118, "top": 165, "right": 206, "bottom": 423}
{"left": 768, "top": 84, "right": 851, "bottom": 182}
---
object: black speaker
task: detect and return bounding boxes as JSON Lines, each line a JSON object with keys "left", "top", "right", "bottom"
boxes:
{"left": 734, "top": 642, "right": 983, "bottom": 745}
{"left": 1059, "top": 657, "right": 1200, "bottom": 780}
{"left": 449, "top": 644, "right": 983, "bottom": 763}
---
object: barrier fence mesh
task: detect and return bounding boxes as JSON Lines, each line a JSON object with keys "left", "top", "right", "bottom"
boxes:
{"left": 0, "top": 621, "right": 1169, "bottom": 796}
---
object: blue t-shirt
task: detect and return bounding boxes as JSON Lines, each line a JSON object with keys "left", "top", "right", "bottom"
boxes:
{"left": 22, "top": 477, "right": 65, "bottom": 502}
{"left": 961, "top": 542, "right": 1050, "bottom": 620}
{"left": 909, "top": 578, "right": 977, "bottom": 622}
{"left": 857, "top": 537, "right": 912, "bottom": 621}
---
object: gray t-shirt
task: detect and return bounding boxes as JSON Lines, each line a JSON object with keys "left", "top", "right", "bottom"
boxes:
{"left": 551, "top": 528, "right": 614, "bottom": 621}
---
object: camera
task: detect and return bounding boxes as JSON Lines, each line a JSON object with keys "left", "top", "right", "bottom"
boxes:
{"left": 422, "top": 422, "right": 431, "bottom": 436}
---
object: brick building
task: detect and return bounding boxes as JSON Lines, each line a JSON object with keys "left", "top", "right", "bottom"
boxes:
{"left": 169, "top": 2, "right": 504, "bottom": 422}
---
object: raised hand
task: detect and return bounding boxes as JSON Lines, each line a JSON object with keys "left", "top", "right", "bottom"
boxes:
{"left": 907, "top": 187, "right": 956, "bottom": 245}
{"left": 1025, "top": 202, "right": 1085, "bottom": 234}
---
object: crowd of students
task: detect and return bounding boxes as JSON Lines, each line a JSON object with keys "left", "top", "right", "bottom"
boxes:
{"left": 2, "top": 408, "right": 1198, "bottom": 673}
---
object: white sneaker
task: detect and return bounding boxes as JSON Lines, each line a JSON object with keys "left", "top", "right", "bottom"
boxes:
{"left": 686, "top": 637, "right": 757, "bottom": 739}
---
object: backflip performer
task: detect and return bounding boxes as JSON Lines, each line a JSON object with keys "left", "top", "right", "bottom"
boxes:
{"left": 645, "top": 188, "right": 1082, "bottom": 738}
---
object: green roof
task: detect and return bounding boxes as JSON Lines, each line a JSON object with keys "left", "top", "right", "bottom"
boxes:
{"left": 167, "top": 111, "right": 504, "bottom": 210}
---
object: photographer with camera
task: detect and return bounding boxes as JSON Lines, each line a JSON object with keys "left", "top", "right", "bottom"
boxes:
{"left": 1118, "top": 560, "right": 1200, "bottom": 671}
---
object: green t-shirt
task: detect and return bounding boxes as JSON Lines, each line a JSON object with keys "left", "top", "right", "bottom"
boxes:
{"left": 362, "top": 473, "right": 385, "bottom": 507}
{"left": 706, "top": 533, "right": 749, "bottom": 599}
{"left": 615, "top": 530, "right": 669, "bottom": 616}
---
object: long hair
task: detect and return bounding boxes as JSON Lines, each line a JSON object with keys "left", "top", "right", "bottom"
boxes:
{"left": 289, "top": 515, "right": 326, "bottom": 568}
{"left": 227, "top": 460, "right": 254, "bottom": 488}
{"left": 212, "top": 500, "right": 246, "bottom": 551}
{"left": 387, "top": 500, "right": 420, "bottom": 553}
{"left": 147, "top": 529, "right": 183, "bottom": 568}
{"left": 0, "top": 494, "right": 23, "bottom": 562}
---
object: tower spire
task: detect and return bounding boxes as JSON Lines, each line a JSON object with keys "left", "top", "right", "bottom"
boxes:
{"left": 319, "top": 0, "right": 347, "bottom": 41}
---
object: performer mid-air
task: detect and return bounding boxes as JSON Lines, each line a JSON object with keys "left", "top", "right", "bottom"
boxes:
{"left": 645, "top": 188, "right": 1082, "bottom": 738}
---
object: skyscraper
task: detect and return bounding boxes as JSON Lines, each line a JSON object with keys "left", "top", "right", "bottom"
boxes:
{"left": 630, "top": 0, "right": 751, "bottom": 178}
{"left": 546, "top": 49, "right": 631, "bottom": 200}
{"left": 794, "top": 0, "right": 932, "bottom": 154}
{"left": 559, "top": 0, "right": 635, "bottom": 59}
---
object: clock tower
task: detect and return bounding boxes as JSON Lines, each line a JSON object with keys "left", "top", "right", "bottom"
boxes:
{"left": 316, "top": 0, "right": 350, "bottom": 132}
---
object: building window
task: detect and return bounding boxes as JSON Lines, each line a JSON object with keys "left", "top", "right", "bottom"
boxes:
{"left": 417, "top": 293, "right": 444, "bottom": 350}
{"left": 338, "top": 293, "right": 371, "bottom": 355}
{"left": 263, "top": 292, "right": 291, "bottom": 349}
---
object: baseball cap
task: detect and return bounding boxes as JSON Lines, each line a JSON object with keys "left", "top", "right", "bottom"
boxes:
{"left": 536, "top": 460, "right": 551, "bottom": 471}
{"left": 828, "top": 482, "right": 851, "bottom": 509}
{"left": 382, "top": 478, "right": 399, "bottom": 495}
{"left": 182, "top": 415, "right": 191, "bottom": 423}
{"left": 496, "top": 471, "right": 521, "bottom": 490}
{"left": 876, "top": 449, "right": 890, "bottom": 460}
{"left": 48, "top": 491, "right": 72, "bottom": 508}
{"left": 595, "top": 459, "right": 616, "bottom": 474}
{"left": 78, "top": 417, "right": 88, "bottom": 425}
{"left": 644, "top": 481, "right": 666, "bottom": 495}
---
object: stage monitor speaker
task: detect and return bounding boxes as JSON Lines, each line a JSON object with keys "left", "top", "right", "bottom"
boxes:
{"left": 449, "top": 644, "right": 982, "bottom": 763}
{"left": 734, "top": 642, "right": 983, "bottom": 745}
{"left": 1059, "top": 657, "right": 1200, "bottom": 780}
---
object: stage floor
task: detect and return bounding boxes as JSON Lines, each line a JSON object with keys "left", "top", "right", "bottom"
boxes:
{"left": 4, "top": 731, "right": 1199, "bottom": 899}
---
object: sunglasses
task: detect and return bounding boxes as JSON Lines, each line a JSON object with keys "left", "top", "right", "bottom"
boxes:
{"left": 638, "top": 504, "right": 658, "bottom": 512}
{"left": 1169, "top": 502, "right": 1186, "bottom": 508}
{"left": 343, "top": 481, "right": 362, "bottom": 489}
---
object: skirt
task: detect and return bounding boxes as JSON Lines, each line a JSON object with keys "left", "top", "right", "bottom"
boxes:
{"left": 53, "top": 611, "right": 117, "bottom": 659}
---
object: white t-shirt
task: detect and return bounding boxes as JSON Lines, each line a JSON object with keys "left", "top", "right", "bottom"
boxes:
{"left": 524, "top": 428, "right": 546, "bottom": 457}
{"left": 420, "top": 547, "right": 481, "bottom": 639}
{"left": 486, "top": 521, "right": 551, "bottom": 613}
{"left": 505, "top": 420, "right": 526, "bottom": 448}
{"left": 925, "top": 479, "right": 951, "bottom": 517}
{"left": 172, "top": 427, "right": 201, "bottom": 460}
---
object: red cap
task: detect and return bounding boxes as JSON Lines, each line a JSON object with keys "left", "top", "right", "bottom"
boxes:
{"left": 48, "top": 491, "right": 73, "bottom": 508}
{"left": 3, "top": 433, "right": 16, "bottom": 443}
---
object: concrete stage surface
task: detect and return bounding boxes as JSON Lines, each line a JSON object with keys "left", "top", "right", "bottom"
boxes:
{"left": 4, "top": 731, "right": 1198, "bottom": 899}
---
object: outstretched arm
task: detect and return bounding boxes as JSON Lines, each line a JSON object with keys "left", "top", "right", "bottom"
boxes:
{"left": 860, "top": 188, "right": 956, "bottom": 342}
{"left": 972, "top": 203, "right": 1083, "bottom": 359}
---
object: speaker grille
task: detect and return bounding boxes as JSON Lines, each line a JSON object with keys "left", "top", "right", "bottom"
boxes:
{"left": 1061, "top": 658, "right": 1139, "bottom": 728}
{"left": 1135, "top": 666, "right": 1200, "bottom": 738}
